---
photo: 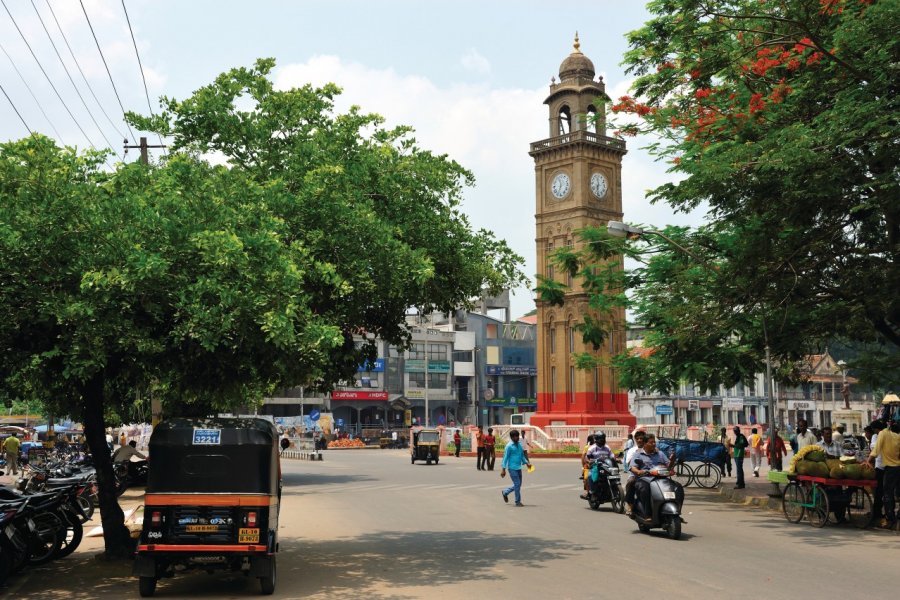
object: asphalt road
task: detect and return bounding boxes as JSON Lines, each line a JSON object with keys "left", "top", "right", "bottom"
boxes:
{"left": 8, "top": 450, "right": 898, "bottom": 599}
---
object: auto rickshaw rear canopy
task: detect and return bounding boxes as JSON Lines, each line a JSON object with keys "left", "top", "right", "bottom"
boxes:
{"left": 147, "top": 417, "right": 280, "bottom": 495}
{"left": 414, "top": 428, "right": 441, "bottom": 444}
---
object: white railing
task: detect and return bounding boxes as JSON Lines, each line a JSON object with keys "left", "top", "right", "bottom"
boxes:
{"left": 545, "top": 425, "right": 629, "bottom": 448}
{"left": 634, "top": 424, "right": 681, "bottom": 439}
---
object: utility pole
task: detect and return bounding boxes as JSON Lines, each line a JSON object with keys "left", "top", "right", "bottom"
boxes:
{"left": 124, "top": 136, "right": 165, "bottom": 165}
{"left": 125, "top": 137, "right": 166, "bottom": 429}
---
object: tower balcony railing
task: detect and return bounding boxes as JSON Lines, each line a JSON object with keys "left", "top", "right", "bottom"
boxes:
{"left": 529, "top": 129, "right": 626, "bottom": 154}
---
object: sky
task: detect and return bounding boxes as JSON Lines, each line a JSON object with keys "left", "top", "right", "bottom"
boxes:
{"left": 0, "top": 0, "right": 704, "bottom": 318}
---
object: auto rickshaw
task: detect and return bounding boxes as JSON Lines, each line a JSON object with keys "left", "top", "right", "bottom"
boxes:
{"left": 133, "top": 417, "right": 281, "bottom": 597}
{"left": 410, "top": 428, "right": 441, "bottom": 464}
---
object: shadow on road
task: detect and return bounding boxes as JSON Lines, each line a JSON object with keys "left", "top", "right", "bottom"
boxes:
{"left": 280, "top": 471, "right": 378, "bottom": 491}
{"left": 273, "top": 529, "right": 591, "bottom": 597}
{"left": 11, "top": 530, "right": 591, "bottom": 599}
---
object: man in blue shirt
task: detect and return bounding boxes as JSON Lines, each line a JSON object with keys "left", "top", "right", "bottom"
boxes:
{"left": 629, "top": 434, "right": 675, "bottom": 518}
{"left": 500, "top": 429, "right": 532, "bottom": 507}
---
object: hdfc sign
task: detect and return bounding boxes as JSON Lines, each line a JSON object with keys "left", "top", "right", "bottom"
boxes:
{"left": 331, "top": 391, "right": 389, "bottom": 401}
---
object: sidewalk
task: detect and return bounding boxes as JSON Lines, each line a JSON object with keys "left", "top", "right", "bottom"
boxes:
{"left": 714, "top": 460, "right": 784, "bottom": 511}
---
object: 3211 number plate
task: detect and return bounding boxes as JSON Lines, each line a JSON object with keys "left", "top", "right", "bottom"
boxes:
{"left": 238, "top": 528, "right": 259, "bottom": 543}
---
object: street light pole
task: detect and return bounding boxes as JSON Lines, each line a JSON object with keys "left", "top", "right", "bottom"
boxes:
{"left": 608, "top": 220, "right": 777, "bottom": 444}
{"left": 424, "top": 343, "right": 430, "bottom": 428}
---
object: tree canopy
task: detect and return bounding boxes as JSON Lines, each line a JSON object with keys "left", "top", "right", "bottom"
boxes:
{"left": 541, "top": 0, "right": 898, "bottom": 392}
{"left": 0, "top": 59, "right": 523, "bottom": 555}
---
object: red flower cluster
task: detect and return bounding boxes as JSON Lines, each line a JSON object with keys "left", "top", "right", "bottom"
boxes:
{"left": 611, "top": 96, "right": 656, "bottom": 116}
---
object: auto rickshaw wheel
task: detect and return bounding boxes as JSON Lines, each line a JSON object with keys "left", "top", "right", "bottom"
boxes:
{"left": 434, "top": 456, "right": 439, "bottom": 464}
{"left": 411, "top": 455, "right": 415, "bottom": 464}
{"left": 138, "top": 576, "right": 157, "bottom": 597}
{"left": 426, "top": 458, "right": 431, "bottom": 465}
{"left": 259, "top": 556, "right": 276, "bottom": 595}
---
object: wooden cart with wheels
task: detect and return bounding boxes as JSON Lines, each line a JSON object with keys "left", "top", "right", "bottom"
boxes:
{"left": 781, "top": 474, "right": 875, "bottom": 529}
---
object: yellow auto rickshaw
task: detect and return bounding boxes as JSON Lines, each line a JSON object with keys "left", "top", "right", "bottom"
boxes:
{"left": 410, "top": 428, "right": 441, "bottom": 465}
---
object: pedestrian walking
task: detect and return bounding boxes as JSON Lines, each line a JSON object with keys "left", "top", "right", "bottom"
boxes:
{"left": 732, "top": 426, "right": 748, "bottom": 489}
{"left": 766, "top": 428, "right": 787, "bottom": 471}
{"left": 500, "top": 429, "right": 531, "bottom": 507}
{"left": 795, "top": 420, "right": 818, "bottom": 450}
{"left": 453, "top": 429, "right": 461, "bottom": 458}
{"left": 718, "top": 427, "right": 733, "bottom": 477}
{"left": 474, "top": 426, "right": 484, "bottom": 470}
{"left": 3, "top": 433, "right": 21, "bottom": 475}
{"left": 865, "top": 420, "right": 900, "bottom": 529}
{"left": 749, "top": 427, "right": 763, "bottom": 477}
{"left": 482, "top": 428, "right": 496, "bottom": 470}
{"left": 865, "top": 423, "right": 884, "bottom": 523}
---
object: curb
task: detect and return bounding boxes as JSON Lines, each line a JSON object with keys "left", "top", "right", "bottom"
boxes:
{"left": 716, "top": 484, "right": 782, "bottom": 512}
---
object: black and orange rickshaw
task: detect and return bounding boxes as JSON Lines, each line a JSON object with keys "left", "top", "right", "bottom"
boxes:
{"left": 134, "top": 417, "right": 281, "bottom": 596}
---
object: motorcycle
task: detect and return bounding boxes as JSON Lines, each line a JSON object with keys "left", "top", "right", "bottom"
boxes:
{"left": 628, "top": 465, "right": 686, "bottom": 540}
{"left": 583, "top": 458, "right": 625, "bottom": 513}
{"left": 113, "top": 459, "right": 149, "bottom": 496}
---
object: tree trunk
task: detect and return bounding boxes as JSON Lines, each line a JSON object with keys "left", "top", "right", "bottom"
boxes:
{"left": 81, "top": 372, "right": 134, "bottom": 558}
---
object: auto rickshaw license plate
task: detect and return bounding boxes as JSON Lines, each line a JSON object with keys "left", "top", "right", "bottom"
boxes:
{"left": 186, "top": 525, "right": 219, "bottom": 533}
{"left": 238, "top": 528, "right": 259, "bottom": 543}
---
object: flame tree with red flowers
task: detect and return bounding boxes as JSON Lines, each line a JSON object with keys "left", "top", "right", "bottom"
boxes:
{"left": 539, "top": 0, "right": 898, "bottom": 394}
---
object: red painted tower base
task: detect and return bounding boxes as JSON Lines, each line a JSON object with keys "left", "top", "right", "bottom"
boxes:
{"left": 528, "top": 392, "right": 636, "bottom": 428}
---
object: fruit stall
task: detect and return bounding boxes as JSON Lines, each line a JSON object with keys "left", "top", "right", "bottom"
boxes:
{"left": 781, "top": 445, "right": 876, "bottom": 528}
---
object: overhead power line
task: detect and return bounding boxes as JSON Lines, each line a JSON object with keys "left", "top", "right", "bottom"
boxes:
{"left": 1, "top": 0, "right": 97, "bottom": 149}
{"left": 79, "top": 0, "right": 136, "bottom": 144}
{"left": 29, "top": 0, "right": 120, "bottom": 157}
{"left": 44, "top": 0, "right": 127, "bottom": 143}
{"left": 0, "top": 81, "right": 33, "bottom": 135}
{"left": 0, "top": 41, "right": 64, "bottom": 141}
{"left": 121, "top": 0, "right": 165, "bottom": 152}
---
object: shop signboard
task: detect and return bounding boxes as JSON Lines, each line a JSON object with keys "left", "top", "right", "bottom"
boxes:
{"left": 331, "top": 391, "right": 389, "bottom": 401}
{"left": 788, "top": 400, "right": 814, "bottom": 411}
{"left": 722, "top": 397, "right": 744, "bottom": 411}
{"left": 484, "top": 397, "right": 537, "bottom": 407}
{"left": 404, "top": 360, "right": 451, "bottom": 373}
{"left": 655, "top": 405, "right": 673, "bottom": 415}
{"left": 486, "top": 365, "right": 538, "bottom": 376}
{"left": 357, "top": 358, "right": 385, "bottom": 372}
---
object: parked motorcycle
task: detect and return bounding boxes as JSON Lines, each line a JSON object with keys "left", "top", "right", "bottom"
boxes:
{"left": 113, "top": 459, "right": 149, "bottom": 496}
{"left": 583, "top": 457, "right": 625, "bottom": 513}
{"left": 628, "top": 465, "right": 686, "bottom": 540}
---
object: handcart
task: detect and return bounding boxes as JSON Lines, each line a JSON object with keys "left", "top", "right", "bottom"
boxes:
{"left": 781, "top": 474, "right": 874, "bottom": 528}
{"left": 656, "top": 438, "right": 727, "bottom": 488}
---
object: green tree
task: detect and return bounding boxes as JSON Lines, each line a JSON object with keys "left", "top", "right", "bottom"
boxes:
{"left": 554, "top": 0, "right": 898, "bottom": 390}
{"left": 0, "top": 60, "right": 523, "bottom": 556}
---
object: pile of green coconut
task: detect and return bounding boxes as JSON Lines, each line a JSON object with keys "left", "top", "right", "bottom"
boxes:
{"left": 788, "top": 445, "right": 875, "bottom": 480}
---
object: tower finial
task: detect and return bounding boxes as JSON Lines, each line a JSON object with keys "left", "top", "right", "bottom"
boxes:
{"left": 573, "top": 31, "right": 582, "bottom": 54}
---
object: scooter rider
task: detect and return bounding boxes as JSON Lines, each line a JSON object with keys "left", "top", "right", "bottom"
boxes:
{"left": 581, "top": 433, "right": 615, "bottom": 500}
{"left": 623, "top": 430, "right": 647, "bottom": 514}
{"left": 630, "top": 434, "right": 676, "bottom": 518}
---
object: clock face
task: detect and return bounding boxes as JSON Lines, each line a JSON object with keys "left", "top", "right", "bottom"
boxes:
{"left": 590, "top": 172, "right": 609, "bottom": 198}
{"left": 551, "top": 173, "right": 571, "bottom": 199}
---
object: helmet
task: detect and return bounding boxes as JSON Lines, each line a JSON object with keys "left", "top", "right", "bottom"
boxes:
{"left": 595, "top": 433, "right": 607, "bottom": 445}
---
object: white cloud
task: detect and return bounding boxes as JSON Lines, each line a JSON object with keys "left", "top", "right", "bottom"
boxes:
{"left": 460, "top": 48, "right": 491, "bottom": 75}
{"left": 273, "top": 55, "right": 703, "bottom": 318}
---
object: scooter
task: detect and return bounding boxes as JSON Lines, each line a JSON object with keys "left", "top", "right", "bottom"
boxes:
{"left": 629, "top": 465, "right": 686, "bottom": 540}
{"left": 583, "top": 458, "right": 625, "bottom": 513}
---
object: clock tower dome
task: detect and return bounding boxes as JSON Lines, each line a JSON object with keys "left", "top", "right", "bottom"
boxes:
{"left": 529, "top": 34, "right": 635, "bottom": 428}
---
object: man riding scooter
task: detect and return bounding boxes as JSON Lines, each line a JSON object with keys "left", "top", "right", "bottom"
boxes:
{"left": 629, "top": 434, "right": 677, "bottom": 519}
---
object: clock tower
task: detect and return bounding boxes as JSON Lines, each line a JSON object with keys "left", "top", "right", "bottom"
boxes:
{"left": 529, "top": 35, "right": 635, "bottom": 428}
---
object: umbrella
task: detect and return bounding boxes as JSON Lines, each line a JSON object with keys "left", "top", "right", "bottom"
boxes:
{"left": 883, "top": 393, "right": 899, "bottom": 405}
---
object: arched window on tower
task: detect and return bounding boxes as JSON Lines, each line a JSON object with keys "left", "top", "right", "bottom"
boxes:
{"left": 587, "top": 105, "right": 599, "bottom": 134}
{"left": 558, "top": 106, "right": 571, "bottom": 136}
